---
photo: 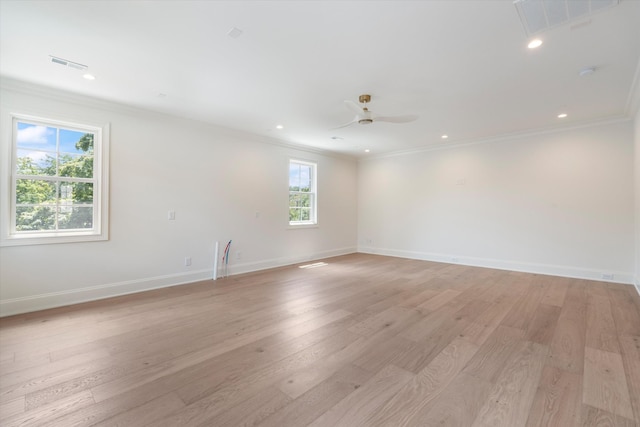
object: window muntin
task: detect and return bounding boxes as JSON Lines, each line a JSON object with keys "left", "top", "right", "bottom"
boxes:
{"left": 2, "top": 115, "right": 108, "bottom": 245}
{"left": 289, "top": 160, "right": 317, "bottom": 225}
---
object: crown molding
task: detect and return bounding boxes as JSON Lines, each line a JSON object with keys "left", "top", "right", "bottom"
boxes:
{"left": 360, "top": 115, "right": 632, "bottom": 162}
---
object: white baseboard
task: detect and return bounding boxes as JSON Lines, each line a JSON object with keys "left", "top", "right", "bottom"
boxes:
{"left": 217, "top": 246, "right": 357, "bottom": 277}
{"left": 635, "top": 277, "right": 640, "bottom": 296}
{"left": 358, "top": 246, "right": 635, "bottom": 285}
{"left": 0, "top": 246, "right": 357, "bottom": 317}
{"left": 0, "top": 269, "right": 213, "bottom": 318}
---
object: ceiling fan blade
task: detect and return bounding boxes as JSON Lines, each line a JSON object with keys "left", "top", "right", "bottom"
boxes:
{"left": 374, "top": 114, "right": 418, "bottom": 124}
{"left": 331, "top": 117, "right": 358, "bottom": 130}
{"left": 344, "top": 100, "right": 364, "bottom": 115}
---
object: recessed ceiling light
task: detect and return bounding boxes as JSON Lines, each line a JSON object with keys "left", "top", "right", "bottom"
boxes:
{"left": 275, "top": 125, "right": 284, "bottom": 130}
{"left": 528, "top": 39, "right": 543, "bottom": 49}
{"left": 330, "top": 136, "right": 343, "bottom": 140}
{"left": 82, "top": 73, "right": 95, "bottom": 80}
{"left": 364, "top": 149, "right": 370, "bottom": 153}
{"left": 441, "top": 134, "right": 448, "bottom": 139}
{"left": 557, "top": 113, "right": 568, "bottom": 118}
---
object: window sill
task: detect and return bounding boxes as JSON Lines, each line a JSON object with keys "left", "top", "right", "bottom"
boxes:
{"left": 287, "top": 223, "right": 319, "bottom": 230}
{"left": 1, "top": 232, "right": 107, "bottom": 247}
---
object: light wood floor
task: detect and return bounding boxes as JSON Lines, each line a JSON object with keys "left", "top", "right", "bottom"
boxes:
{"left": 1, "top": 254, "right": 639, "bottom": 426}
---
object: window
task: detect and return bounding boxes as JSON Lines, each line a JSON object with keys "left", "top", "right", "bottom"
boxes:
{"left": 289, "top": 159, "right": 317, "bottom": 226}
{"left": 1, "top": 114, "right": 109, "bottom": 246}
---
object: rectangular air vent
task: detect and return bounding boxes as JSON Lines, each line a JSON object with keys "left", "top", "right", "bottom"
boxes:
{"left": 49, "top": 55, "right": 88, "bottom": 71}
{"left": 514, "top": 0, "right": 619, "bottom": 35}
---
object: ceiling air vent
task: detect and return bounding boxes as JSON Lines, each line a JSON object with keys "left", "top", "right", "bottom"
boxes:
{"left": 514, "top": 0, "right": 619, "bottom": 35}
{"left": 49, "top": 55, "right": 88, "bottom": 71}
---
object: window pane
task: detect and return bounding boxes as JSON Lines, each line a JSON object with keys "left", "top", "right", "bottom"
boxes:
{"left": 59, "top": 153, "right": 94, "bottom": 178}
{"left": 16, "top": 179, "right": 57, "bottom": 204}
{"left": 299, "top": 193, "right": 310, "bottom": 207}
{"left": 289, "top": 193, "right": 300, "bottom": 207}
{"left": 16, "top": 150, "right": 56, "bottom": 176}
{"left": 58, "top": 206, "right": 93, "bottom": 230}
{"left": 299, "top": 165, "right": 311, "bottom": 192}
{"left": 289, "top": 207, "right": 300, "bottom": 222}
{"left": 16, "top": 206, "right": 56, "bottom": 231}
{"left": 16, "top": 123, "right": 56, "bottom": 151}
{"left": 300, "top": 208, "right": 310, "bottom": 221}
{"left": 60, "top": 181, "right": 93, "bottom": 204}
{"left": 289, "top": 163, "right": 300, "bottom": 191}
{"left": 60, "top": 130, "right": 94, "bottom": 155}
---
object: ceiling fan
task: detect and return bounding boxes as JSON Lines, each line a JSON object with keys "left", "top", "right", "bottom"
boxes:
{"left": 335, "top": 94, "right": 418, "bottom": 129}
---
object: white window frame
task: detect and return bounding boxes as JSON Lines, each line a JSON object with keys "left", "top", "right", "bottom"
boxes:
{"left": 1, "top": 114, "right": 110, "bottom": 246}
{"left": 288, "top": 159, "right": 317, "bottom": 227}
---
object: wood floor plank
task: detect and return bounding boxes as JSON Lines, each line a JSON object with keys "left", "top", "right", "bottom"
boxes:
{"left": 580, "top": 404, "right": 637, "bottom": 427}
{"left": 352, "top": 335, "right": 417, "bottom": 374}
{"left": 583, "top": 346, "right": 634, "bottom": 420}
{"left": 608, "top": 288, "right": 640, "bottom": 337}
{"left": 92, "top": 392, "right": 185, "bottom": 427}
{"left": 547, "top": 295, "right": 587, "bottom": 373}
{"left": 407, "top": 372, "right": 493, "bottom": 427}
{"left": 462, "top": 325, "right": 525, "bottom": 383}
{"left": 415, "top": 289, "right": 462, "bottom": 313}
{"left": 393, "top": 313, "right": 472, "bottom": 373}
{"left": 618, "top": 335, "right": 640, "bottom": 423}
{"left": 460, "top": 293, "right": 520, "bottom": 346}
{"left": 470, "top": 340, "right": 548, "bottom": 427}
{"left": 203, "top": 386, "right": 292, "bottom": 427}
{"left": 347, "top": 306, "right": 416, "bottom": 337}
{"left": 586, "top": 294, "right": 621, "bottom": 353}
{"left": 257, "top": 364, "right": 373, "bottom": 427}
{"left": 275, "top": 335, "right": 369, "bottom": 399}
{"left": 524, "top": 303, "right": 562, "bottom": 346}
{"left": 0, "top": 390, "right": 94, "bottom": 427}
{"left": 307, "top": 364, "right": 414, "bottom": 427}
{"left": 0, "top": 396, "right": 24, "bottom": 421}
{"left": 525, "top": 366, "right": 582, "bottom": 427}
{"left": 500, "top": 278, "right": 543, "bottom": 331}
{"left": 539, "top": 276, "right": 570, "bottom": 307}
{"left": 363, "top": 338, "right": 479, "bottom": 426}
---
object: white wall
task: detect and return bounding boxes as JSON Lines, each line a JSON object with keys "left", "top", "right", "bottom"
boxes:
{"left": 358, "top": 120, "right": 635, "bottom": 283}
{"left": 0, "top": 82, "right": 358, "bottom": 316}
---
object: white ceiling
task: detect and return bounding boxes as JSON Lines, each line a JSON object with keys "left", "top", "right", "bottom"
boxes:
{"left": 1, "top": 0, "right": 639, "bottom": 157}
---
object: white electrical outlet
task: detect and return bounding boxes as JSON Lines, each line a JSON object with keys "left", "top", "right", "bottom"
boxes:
{"left": 168, "top": 211, "right": 176, "bottom": 220}
{"left": 184, "top": 257, "right": 191, "bottom": 267}
{"left": 236, "top": 251, "right": 242, "bottom": 260}
{"left": 601, "top": 273, "right": 614, "bottom": 280}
